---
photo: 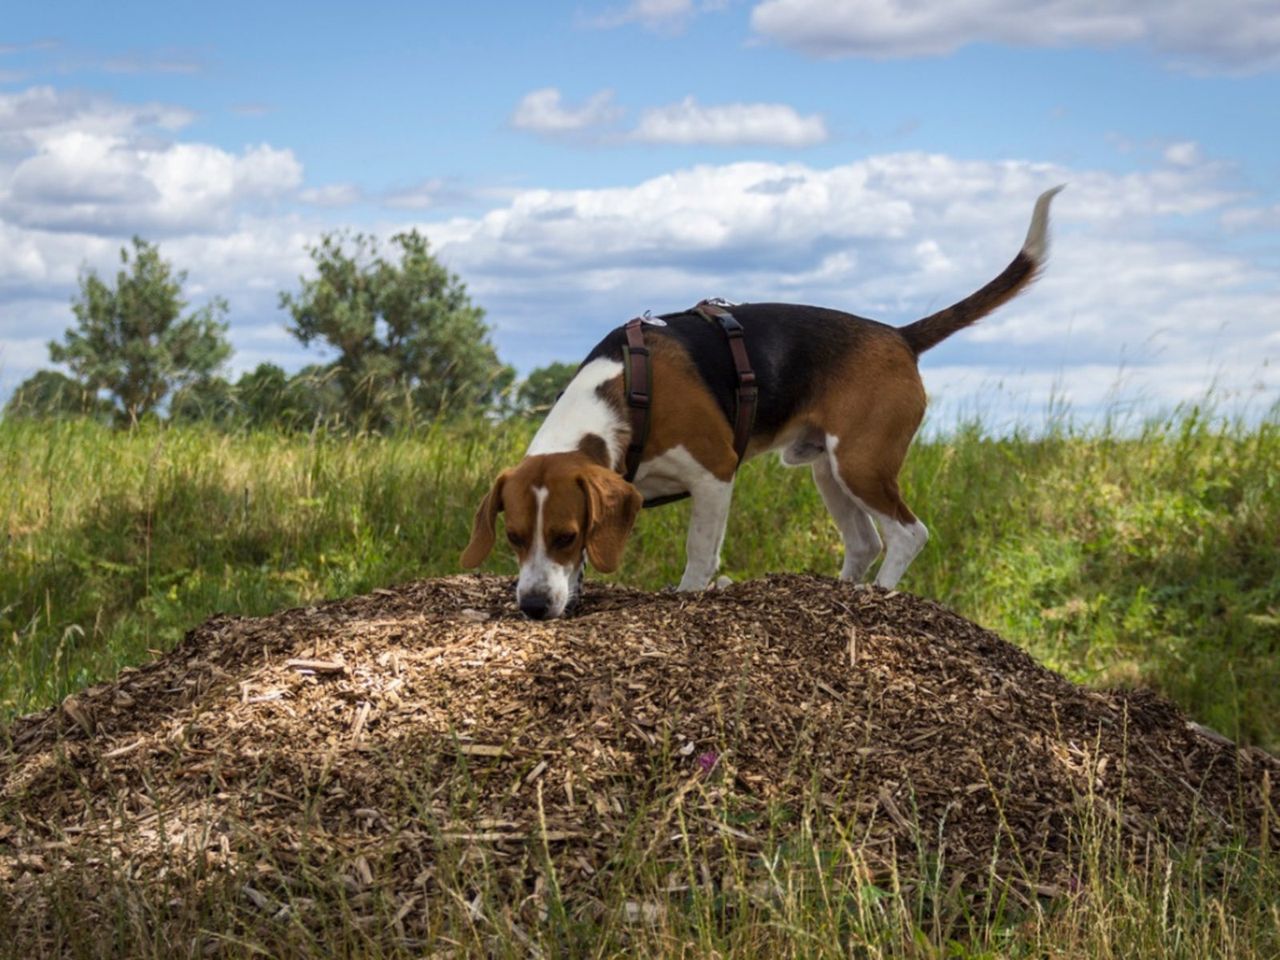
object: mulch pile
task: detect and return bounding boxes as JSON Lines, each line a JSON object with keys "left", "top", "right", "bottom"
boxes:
{"left": 2, "top": 574, "right": 1276, "bottom": 910}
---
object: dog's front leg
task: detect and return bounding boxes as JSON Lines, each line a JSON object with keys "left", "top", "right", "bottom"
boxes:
{"left": 677, "top": 476, "right": 735, "bottom": 591}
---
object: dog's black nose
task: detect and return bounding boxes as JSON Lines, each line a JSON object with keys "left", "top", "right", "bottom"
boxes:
{"left": 520, "top": 595, "right": 551, "bottom": 620}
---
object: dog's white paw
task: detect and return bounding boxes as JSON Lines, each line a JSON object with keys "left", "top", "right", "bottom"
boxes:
{"left": 712, "top": 575, "right": 734, "bottom": 590}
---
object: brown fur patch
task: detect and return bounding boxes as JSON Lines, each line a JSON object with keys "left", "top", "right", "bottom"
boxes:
{"left": 804, "top": 332, "right": 925, "bottom": 524}
{"left": 577, "top": 433, "right": 610, "bottom": 467}
{"left": 641, "top": 337, "right": 739, "bottom": 481}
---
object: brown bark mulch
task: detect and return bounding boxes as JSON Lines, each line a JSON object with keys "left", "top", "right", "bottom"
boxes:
{"left": 2, "top": 574, "right": 1275, "bottom": 909}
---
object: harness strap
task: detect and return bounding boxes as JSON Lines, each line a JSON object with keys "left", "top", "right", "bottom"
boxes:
{"left": 621, "top": 303, "right": 760, "bottom": 507}
{"left": 694, "top": 299, "right": 759, "bottom": 469}
{"left": 621, "top": 316, "right": 650, "bottom": 484}
{"left": 623, "top": 321, "right": 692, "bottom": 507}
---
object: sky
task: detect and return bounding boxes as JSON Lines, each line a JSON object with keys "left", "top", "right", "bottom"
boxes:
{"left": 2, "top": 0, "right": 1278, "bottom": 428}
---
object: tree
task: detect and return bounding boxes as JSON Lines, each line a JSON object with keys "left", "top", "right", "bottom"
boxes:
{"left": 233, "top": 362, "right": 290, "bottom": 428}
{"left": 231, "top": 362, "right": 345, "bottom": 431}
{"left": 2, "top": 370, "right": 112, "bottom": 421}
{"left": 279, "top": 230, "right": 511, "bottom": 430}
{"left": 165, "top": 364, "right": 351, "bottom": 432}
{"left": 168, "top": 376, "right": 239, "bottom": 427}
{"left": 50, "top": 237, "right": 232, "bottom": 425}
{"left": 514, "top": 361, "right": 577, "bottom": 416}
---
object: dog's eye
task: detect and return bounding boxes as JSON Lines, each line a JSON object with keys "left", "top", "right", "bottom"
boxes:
{"left": 506, "top": 531, "right": 528, "bottom": 550}
{"left": 549, "top": 532, "right": 577, "bottom": 551}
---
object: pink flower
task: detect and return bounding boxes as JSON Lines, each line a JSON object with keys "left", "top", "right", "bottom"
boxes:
{"left": 696, "top": 751, "right": 719, "bottom": 774}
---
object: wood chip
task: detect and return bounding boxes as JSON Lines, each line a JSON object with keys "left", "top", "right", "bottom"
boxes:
{"left": 285, "top": 658, "right": 348, "bottom": 675}
{"left": 456, "top": 743, "right": 505, "bottom": 757}
{"left": 350, "top": 702, "right": 371, "bottom": 742}
{"left": 60, "top": 695, "right": 94, "bottom": 736}
{"left": 102, "top": 739, "right": 145, "bottom": 759}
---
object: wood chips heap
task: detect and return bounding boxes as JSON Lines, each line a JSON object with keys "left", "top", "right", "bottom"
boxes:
{"left": 2, "top": 574, "right": 1277, "bottom": 910}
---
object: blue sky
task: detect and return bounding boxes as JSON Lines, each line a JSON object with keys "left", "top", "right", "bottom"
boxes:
{"left": 2, "top": 1, "right": 1278, "bottom": 426}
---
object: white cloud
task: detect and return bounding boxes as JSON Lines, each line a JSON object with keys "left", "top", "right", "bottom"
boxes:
{"left": 0, "top": 86, "right": 192, "bottom": 154}
{"left": 0, "top": 87, "right": 301, "bottom": 235}
{"left": 1162, "top": 140, "right": 1202, "bottom": 166}
{"left": 1220, "top": 203, "right": 1280, "bottom": 232}
{"left": 382, "top": 177, "right": 475, "bottom": 210}
{"left": 632, "top": 96, "right": 829, "bottom": 146}
{"left": 750, "top": 0, "right": 1280, "bottom": 72}
{"left": 2, "top": 133, "right": 302, "bottom": 234}
{"left": 0, "top": 218, "right": 116, "bottom": 292}
{"left": 299, "top": 182, "right": 363, "bottom": 207}
{"left": 511, "top": 88, "right": 829, "bottom": 147}
{"left": 510, "top": 87, "right": 621, "bottom": 136}
{"left": 586, "top": 0, "right": 726, "bottom": 32}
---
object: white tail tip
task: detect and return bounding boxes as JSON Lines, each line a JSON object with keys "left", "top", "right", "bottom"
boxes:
{"left": 1021, "top": 184, "right": 1065, "bottom": 262}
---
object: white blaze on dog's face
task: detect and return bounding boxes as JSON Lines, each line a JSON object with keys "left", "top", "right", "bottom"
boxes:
{"left": 511, "top": 485, "right": 580, "bottom": 620}
{"left": 460, "top": 453, "right": 643, "bottom": 620}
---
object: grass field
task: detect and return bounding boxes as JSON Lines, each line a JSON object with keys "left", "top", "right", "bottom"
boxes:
{"left": 1, "top": 407, "right": 1278, "bottom": 957}
{"left": 2, "top": 406, "right": 1277, "bottom": 749}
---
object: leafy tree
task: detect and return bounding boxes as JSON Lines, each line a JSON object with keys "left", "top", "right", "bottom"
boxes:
{"left": 233, "top": 362, "right": 290, "bottom": 428}
{"left": 49, "top": 237, "right": 232, "bottom": 425}
{"left": 168, "top": 377, "right": 239, "bottom": 426}
{"left": 230, "top": 362, "right": 345, "bottom": 431}
{"left": 278, "top": 365, "right": 347, "bottom": 430}
{"left": 165, "top": 364, "right": 351, "bottom": 432}
{"left": 3, "top": 370, "right": 112, "bottom": 421}
{"left": 279, "top": 230, "right": 512, "bottom": 430}
{"left": 514, "top": 361, "right": 577, "bottom": 416}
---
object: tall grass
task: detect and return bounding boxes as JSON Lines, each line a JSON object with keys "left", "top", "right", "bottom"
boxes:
{"left": 1, "top": 404, "right": 1277, "bottom": 749}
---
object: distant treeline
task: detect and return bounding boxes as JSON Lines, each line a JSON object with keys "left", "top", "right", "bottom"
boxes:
{"left": 3, "top": 232, "right": 578, "bottom": 431}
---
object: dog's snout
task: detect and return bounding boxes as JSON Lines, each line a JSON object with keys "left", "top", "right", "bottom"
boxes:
{"left": 520, "top": 594, "right": 551, "bottom": 620}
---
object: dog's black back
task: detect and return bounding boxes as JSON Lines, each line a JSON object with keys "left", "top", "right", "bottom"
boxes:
{"left": 581, "top": 304, "right": 908, "bottom": 435}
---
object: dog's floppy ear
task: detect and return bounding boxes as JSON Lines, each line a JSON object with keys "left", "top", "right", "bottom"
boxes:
{"left": 461, "top": 471, "right": 510, "bottom": 568}
{"left": 578, "top": 466, "right": 643, "bottom": 573}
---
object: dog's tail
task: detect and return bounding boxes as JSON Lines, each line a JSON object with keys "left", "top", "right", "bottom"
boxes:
{"left": 898, "top": 185, "right": 1064, "bottom": 356}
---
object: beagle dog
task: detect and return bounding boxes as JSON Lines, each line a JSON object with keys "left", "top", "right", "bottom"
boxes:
{"left": 463, "top": 187, "right": 1063, "bottom": 619}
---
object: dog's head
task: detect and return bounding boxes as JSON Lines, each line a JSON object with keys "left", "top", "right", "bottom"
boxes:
{"left": 460, "top": 453, "right": 643, "bottom": 619}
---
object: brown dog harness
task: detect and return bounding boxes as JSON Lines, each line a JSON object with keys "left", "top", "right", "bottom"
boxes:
{"left": 621, "top": 299, "right": 759, "bottom": 506}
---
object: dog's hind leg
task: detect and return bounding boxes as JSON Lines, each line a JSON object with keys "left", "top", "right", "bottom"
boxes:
{"left": 870, "top": 509, "right": 928, "bottom": 588}
{"left": 823, "top": 436, "right": 929, "bottom": 590}
{"left": 812, "top": 456, "right": 882, "bottom": 581}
